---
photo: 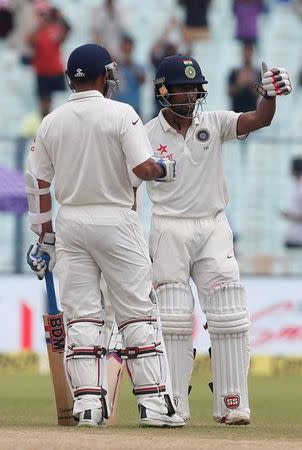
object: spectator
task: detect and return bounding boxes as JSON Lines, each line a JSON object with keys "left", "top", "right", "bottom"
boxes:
{"left": 27, "top": 4, "right": 70, "bottom": 116}
{"left": 228, "top": 42, "right": 261, "bottom": 113}
{"left": 9, "top": 0, "right": 37, "bottom": 65}
{"left": 293, "top": 0, "right": 302, "bottom": 20}
{"left": 178, "top": 0, "right": 211, "bottom": 48}
{"left": 150, "top": 17, "right": 184, "bottom": 117}
{"left": 114, "top": 34, "right": 145, "bottom": 115}
{"left": 0, "top": 0, "right": 14, "bottom": 39}
{"left": 281, "top": 157, "right": 302, "bottom": 248}
{"left": 91, "top": 0, "right": 129, "bottom": 61}
{"left": 233, "top": 0, "right": 265, "bottom": 46}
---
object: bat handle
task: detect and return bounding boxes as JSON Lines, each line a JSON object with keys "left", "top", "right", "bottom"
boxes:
{"left": 42, "top": 254, "right": 60, "bottom": 315}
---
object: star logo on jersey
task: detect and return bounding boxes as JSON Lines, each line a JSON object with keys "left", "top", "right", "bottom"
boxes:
{"left": 157, "top": 144, "right": 174, "bottom": 160}
{"left": 157, "top": 144, "right": 167, "bottom": 155}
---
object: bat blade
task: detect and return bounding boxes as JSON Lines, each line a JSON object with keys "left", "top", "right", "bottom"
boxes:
{"left": 41, "top": 262, "right": 76, "bottom": 426}
{"left": 43, "top": 312, "right": 75, "bottom": 426}
{"left": 105, "top": 353, "right": 125, "bottom": 426}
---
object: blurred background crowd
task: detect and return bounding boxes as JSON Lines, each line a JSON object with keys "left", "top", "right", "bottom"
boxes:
{"left": 1, "top": 0, "right": 302, "bottom": 275}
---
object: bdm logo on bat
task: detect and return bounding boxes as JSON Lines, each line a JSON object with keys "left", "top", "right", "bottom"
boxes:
{"left": 44, "top": 315, "right": 65, "bottom": 352}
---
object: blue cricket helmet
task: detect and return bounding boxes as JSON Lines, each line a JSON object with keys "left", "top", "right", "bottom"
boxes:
{"left": 67, "top": 44, "right": 112, "bottom": 80}
{"left": 154, "top": 54, "right": 208, "bottom": 88}
{"left": 154, "top": 54, "right": 208, "bottom": 117}
{"left": 66, "top": 44, "right": 119, "bottom": 98}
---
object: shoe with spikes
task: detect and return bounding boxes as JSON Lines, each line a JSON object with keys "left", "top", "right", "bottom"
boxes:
{"left": 77, "top": 408, "right": 103, "bottom": 427}
{"left": 138, "top": 404, "right": 186, "bottom": 428}
{"left": 216, "top": 410, "right": 251, "bottom": 426}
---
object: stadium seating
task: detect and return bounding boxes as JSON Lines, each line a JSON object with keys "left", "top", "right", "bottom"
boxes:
{"left": 1, "top": 0, "right": 302, "bottom": 273}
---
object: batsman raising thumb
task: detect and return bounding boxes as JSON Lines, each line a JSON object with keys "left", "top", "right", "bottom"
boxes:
{"left": 256, "top": 61, "right": 292, "bottom": 98}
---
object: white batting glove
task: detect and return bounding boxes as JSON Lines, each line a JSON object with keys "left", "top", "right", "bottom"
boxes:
{"left": 256, "top": 62, "right": 292, "bottom": 98}
{"left": 27, "top": 232, "right": 56, "bottom": 279}
{"left": 153, "top": 157, "right": 176, "bottom": 182}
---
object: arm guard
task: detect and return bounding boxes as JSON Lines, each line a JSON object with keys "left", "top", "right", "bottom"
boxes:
{"left": 25, "top": 172, "right": 52, "bottom": 235}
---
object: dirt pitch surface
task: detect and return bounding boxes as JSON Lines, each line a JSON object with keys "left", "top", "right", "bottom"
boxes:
{"left": 2, "top": 428, "right": 302, "bottom": 450}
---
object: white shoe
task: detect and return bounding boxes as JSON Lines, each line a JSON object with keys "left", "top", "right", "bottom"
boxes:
{"left": 173, "top": 396, "right": 191, "bottom": 422}
{"left": 77, "top": 408, "right": 103, "bottom": 427}
{"left": 139, "top": 404, "right": 186, "bottom": 428}
{"left": 216, "top": 410, "right": 251, "bottom": 426}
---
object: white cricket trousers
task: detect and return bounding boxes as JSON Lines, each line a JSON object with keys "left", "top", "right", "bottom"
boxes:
{"left": 149, "top": 211, "right": 240, "bottom": 299}
{"left": 55, "top": 205, "right": 154, "bottom": 323}
{"left": 54, "top": 205, "right": 174, "bottom": 417}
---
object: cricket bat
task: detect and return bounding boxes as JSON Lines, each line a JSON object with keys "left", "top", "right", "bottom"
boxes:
{"left": 43, "top": 263, "right": 75, "bottom": 426}
{"left": 100, "top": 277, "right": 125, "bottom": 426}
{"left": 106, "top": 352, "right": 125, "bottom": 426}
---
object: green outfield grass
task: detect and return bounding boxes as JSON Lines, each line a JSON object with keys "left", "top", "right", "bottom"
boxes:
{"left": 0, "top": 370, "right": 301, "bottom": 441}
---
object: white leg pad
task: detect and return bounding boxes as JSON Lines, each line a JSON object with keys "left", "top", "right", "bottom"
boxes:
{"left": 203, "top": 283, "right": 250, "bottom": 421}
{"left": 118, "top": 296, "right": 175, "bottom": 416}
{"left": 66, "top": 317, "right": 108, "bottom": 417}
{"left": 156, "top": 283, "right": 194, "bottom": 420}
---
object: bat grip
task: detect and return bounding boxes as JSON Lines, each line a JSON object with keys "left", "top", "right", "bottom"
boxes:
{"left": 42, "top": 254, "right": 60, "bottom": 315}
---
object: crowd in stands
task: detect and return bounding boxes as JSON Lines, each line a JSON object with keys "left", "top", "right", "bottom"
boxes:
{"left": 0, "top": 0, "right": 301, "bottom": 129}
{"left": 1, "top": 0, "right": 302, "bottom": 273}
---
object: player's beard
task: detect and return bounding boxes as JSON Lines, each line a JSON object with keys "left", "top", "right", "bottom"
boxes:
{"left": 169, "top": 102, "right": 196, "bottom": 118}
{"left": 170, "top": 103, "right": 196, "bottom": 118}
{"left": 169, "top": 92, "right": 199, "bottom": 118}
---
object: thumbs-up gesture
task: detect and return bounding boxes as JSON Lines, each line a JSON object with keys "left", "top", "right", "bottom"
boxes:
{"left": 256, "top": 62, "right": 292, "bottom": 98}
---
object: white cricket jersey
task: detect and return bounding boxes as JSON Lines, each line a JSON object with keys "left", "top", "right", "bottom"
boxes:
{"left": 146, "top": 109, "right": 244, "bottom": 218}
{"left": 27, "top": 91, "right": 152, "bottom": 207}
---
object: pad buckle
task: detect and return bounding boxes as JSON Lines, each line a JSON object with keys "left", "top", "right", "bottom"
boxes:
{"left": 124, "top": 346, "right": 140, "bottom": 359}
{"left": 93, "top": 346, "right": 106, "bottom": 358}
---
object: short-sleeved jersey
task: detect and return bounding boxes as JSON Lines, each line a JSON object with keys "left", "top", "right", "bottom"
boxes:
{"left": 27, "top": 91, "right": 152, "bottom": 207}
{"left": 146, "top": 110, "right": 243, "bottom": 218}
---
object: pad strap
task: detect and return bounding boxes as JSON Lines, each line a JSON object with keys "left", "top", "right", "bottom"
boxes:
{"left": 119, "top": 341, "right": 163, "bottom": 360}
{"left": 118, "top": 317, "right": 156, "bottom": 332}
{"left": 133, "top": 384, "right": 166, "bottom": 397}
{"left": 74, "top": 386, "right": 107, "bottom": 398}
{"left": 28, "top": 210, "right": 52, "bottom": 225}
{"left": 66, "top": 345, "right": 106, "bottom": 360}
{"left": 26, "top": 186, "right": 50, "bottom": 195}
{"left": 67, "top": 318, "right": 104, "bottom": 328}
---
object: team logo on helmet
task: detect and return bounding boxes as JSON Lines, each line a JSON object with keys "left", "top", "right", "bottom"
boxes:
{"left": 74, "top": 68, "right": 86, "bottom": 78}
{"left": 185, "top": 65, "right": 196, "bottom": 79}
{"left": 196, "top": 128, "right": 210, "bottom": 143}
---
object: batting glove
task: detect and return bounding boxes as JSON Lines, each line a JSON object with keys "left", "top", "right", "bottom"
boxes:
{"left": 154, "top": 157, "right": 176, "bottom": 182}
{"left": 27, "top": 232, "right": 56, "bottom": 280}
{"left": 256, "top": 62, "right": 292, "bottom": 98}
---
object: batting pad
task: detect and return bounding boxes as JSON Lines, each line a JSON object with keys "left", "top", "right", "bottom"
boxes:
{"left": 203, "top": 283, "right": 250, "bottom": 420}
{"left": 156, "top": 283, "right": 195, "bottom": 420}
{"left": 66, "top": 317, "right": 108, "bottom": 417}
{"left": 118, "top": 299, "right": 176, "bottom": 416}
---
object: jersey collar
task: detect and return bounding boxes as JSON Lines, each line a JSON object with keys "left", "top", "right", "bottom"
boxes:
{"left": 158, "top": 110, "right": 177, "bottom": 133}
{"left": 159, "top": 110, "right": 201, "bottom": 132}
{"left": 68, "top": 90, "right": 104, "bottom": 101}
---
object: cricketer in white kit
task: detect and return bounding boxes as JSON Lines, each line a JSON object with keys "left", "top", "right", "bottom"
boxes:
{"left": 145, "top": 55, "right": 292, "bottom": 424}
{"left": 25, "top": 44, "right": 184, "bottom": 428}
